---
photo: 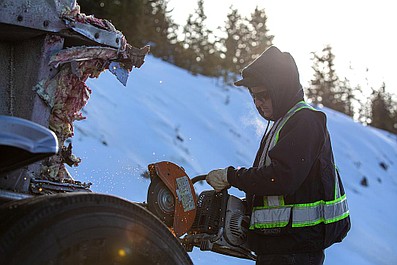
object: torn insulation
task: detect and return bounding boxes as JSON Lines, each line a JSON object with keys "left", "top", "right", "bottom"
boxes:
{"left": 32, "top": 5, "right": 149, "bottom": 182}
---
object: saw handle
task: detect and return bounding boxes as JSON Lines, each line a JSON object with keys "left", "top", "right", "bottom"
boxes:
{"left": 191, "top": 174, "right": 206, "bottom": 184}
{"left": 191, "top": 175, "right": 229, "bottom": 193}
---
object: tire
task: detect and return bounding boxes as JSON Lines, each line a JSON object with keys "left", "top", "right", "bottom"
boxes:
{"left": 0, "top": 192, "right": 192, "bottom": 265}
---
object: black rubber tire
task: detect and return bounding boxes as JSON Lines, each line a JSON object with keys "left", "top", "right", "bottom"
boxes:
{"left": 0, "top": 192, "right": 192, "bottom": 265}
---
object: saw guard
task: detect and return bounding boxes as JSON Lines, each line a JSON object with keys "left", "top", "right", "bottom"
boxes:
{"left": 148, "top": 161, "right": 197, "bottom": 237}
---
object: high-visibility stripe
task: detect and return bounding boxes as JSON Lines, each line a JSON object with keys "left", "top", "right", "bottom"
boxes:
{"left": 250, "top": 101, "right": 350, "bottom": 230}
{"left": 334, "top": 166, "right": 341, "bottom": 200}
{"left": 274, "top": 101, "right": 314, "bottom": 144}
{"left": 250, "top": 207, "right": 292, "bottom": 229}
{"left": 292, "top": 195, "right": 349, "bottom": 227}
{"left": 267, "top": 196, "right": 284, "bottom": 207}
{"left": 250, "top": 195, "right": 349, "bottom": 229}
{"left": 262, "top": 196, "right": 285, "bottom": 207}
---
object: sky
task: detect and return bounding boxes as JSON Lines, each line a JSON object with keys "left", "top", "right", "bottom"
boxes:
{"left": 71, "top": 55, "right": 397, "bottom": 265}
{"left": 167, "top": 0, "right": 397, "bottom": 94}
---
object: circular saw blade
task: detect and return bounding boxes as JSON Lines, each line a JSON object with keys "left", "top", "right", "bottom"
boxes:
{"left": 147, "top": 177, "right": 175, "bottom": 227}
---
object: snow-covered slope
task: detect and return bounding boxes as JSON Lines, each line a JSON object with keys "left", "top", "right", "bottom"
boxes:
{"left": 72, "top": 56, "right": 397, "bottom": 265}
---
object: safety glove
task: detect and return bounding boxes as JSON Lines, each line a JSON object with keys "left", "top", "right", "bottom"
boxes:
{"left": 206, "top": 168, "right": 231, "bottom": 192}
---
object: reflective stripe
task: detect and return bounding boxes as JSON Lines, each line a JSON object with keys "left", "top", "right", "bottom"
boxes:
{"left": 334, "top": 166, "right": 341, "bottom": 200}
{"left": 259, "top": 119, "right": 281, "bottom": 167}
{"left": 267, "top": 196, "right": 284, "bottom": 207}
{"left": 250, "top": 195, "right": 349, "bottom": 229}
{"left": 250, "top": 207, "right": 292, "bottom": 229}
{"left": 250, "top": 101, "right": 349, "bottom": 230}
{"left": 292, "top": 195, "right": 349, "bottom": 227}
{"left": 274, "top": 101, "right": 315, "bottom": 144}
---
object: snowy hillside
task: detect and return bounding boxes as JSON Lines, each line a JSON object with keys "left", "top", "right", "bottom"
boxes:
{"left": 71, "top": 55, "right": 397, "bottom": 265}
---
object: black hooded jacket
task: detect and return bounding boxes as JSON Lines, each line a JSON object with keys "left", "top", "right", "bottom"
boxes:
{"left": 227, "top": 47, "right": 350, "bottom": 254}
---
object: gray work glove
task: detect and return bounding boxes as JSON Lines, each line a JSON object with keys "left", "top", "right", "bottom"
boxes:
{"left": 206, "top": 168, "right": 231, "bottom": 192}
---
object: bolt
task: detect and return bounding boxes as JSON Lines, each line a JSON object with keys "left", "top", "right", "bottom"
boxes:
{"left": 94, "top": 32, "right": 99, "bottom": 39}
{"left": 43, "top": 20, "right": 49, "bottom": 27}
{"left": 17, "top": 15, "right": 23, "bottom": 22}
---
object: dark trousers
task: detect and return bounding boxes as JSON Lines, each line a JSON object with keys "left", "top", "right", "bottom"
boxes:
{"left": 256, "top": 250, "right": 325, "bottom": 265}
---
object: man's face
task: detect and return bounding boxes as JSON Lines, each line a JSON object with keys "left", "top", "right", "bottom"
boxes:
{"left": 250, "top": 86, "right": 273, "bottom": 119}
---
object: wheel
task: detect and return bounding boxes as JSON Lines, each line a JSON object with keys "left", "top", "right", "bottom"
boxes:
{"left": 147, "top": 177, "right": 175, "bottom": 227}
{"left": 0, "top": 192, "right": 192, "bottom": 265}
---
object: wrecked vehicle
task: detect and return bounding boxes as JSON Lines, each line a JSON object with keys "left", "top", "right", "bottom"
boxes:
{"left": 0, "top": 1, "right": 192, "bottom": 264}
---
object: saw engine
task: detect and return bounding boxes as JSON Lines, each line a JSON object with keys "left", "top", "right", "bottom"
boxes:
{"left": 146, "top": 161, "right": 256, "bottom": 261}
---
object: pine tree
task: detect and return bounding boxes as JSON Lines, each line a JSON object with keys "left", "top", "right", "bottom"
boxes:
{"left": 357, "top": 69, "right": 373, "bottom": 125}
{"left": 141, "top": 0, "right": 177, "bottom": 60}
{"left": 306, "top": 45, "right": 356, "bottom": 116}
{"left": 307, "top": 45, "right": 337, "bottom": 107}
{"left": 245, "top": 7, "right": 274, "bottom": 62}
{"left": 358, "top": 97, "right": 372, "bottom": 125}
{"left": 220, "top": 7, "right": 243, "bottom": 84}
{"left": 221, "top": 6, "right": 273, "bottom": 85}
{"left": 370, "top": 83, "right": 396, "bottom": 133}
{"left": 337, "top": 77, "right": 362, "bottom": 117}
{"left": 392, "top": 107, "right": 397, "bottom": 134}
{"left": 180, "top": 0, "right": 214, "bottom": 75}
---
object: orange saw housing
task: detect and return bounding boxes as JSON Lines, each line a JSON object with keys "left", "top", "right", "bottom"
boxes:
{"left": 148, "top": 161, "right": 197, "bottom": 237}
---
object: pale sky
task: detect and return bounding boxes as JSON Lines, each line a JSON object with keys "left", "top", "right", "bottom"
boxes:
{"left": 168, "top": 0, "right": 397, "bottom": 95}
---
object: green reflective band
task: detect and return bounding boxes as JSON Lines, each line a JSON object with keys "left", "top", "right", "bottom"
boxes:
{"left": 274, "top": 101, "right": 315, "bottom": 143}
{"left": 250, "top": 195, "right": 349, "bottom": 230}
{"left": 249, "top": 222, "right": 289, "bottom": 229}
{"left": 292, "top": 195, "right": 349, "bottom": 227}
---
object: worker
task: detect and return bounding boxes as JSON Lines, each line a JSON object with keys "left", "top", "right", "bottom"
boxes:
{"left": 206, "top": 46, "right": 351, "bottom": 265}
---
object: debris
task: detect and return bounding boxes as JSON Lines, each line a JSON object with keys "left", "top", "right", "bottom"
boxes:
{"left": 31, "top": 6, "right": 150, "bottom": 182}
{"left": 379, "top": 162, "right": 388, "bottom": 171}
{"left": 360, "top": 177, "right": 368, "bottom": 187}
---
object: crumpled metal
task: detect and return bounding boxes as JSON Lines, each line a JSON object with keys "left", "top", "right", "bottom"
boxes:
{"left": 61, "top": 4, "right": 118, "bottom": 33}
{"left": 15, "top": 2, "right": 151, "bottom": 184}
{"left": 39, "top": 45, "right": 149, "bottom": 181}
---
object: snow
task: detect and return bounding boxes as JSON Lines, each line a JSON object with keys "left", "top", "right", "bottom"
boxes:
{"left": 71, "top": 55, "right": 397, "bottom": 265}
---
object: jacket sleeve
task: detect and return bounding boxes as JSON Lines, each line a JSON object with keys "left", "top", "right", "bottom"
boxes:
{"left": 227, "top": 109, "right": 326, "bottom": 196}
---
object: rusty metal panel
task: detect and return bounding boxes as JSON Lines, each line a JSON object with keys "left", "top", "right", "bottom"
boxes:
{"left": 0, "top": 0, "right": 124, "bottom": 49}
{"left": 0, "top": 0, "right": 75, "bottom": 33}
{"left": 0, "top": 41, "right": 11, "bottom": 115}
{"left": 0, "top": 35, "right": 64, "bottom": 126}
{"left": 0, "top": 34, "right": 64, "bottom": 193}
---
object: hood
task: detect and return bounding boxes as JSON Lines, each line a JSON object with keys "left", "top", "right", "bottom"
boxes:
{"left": 235, "top": 46, "right": 304, "bottom": 121}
